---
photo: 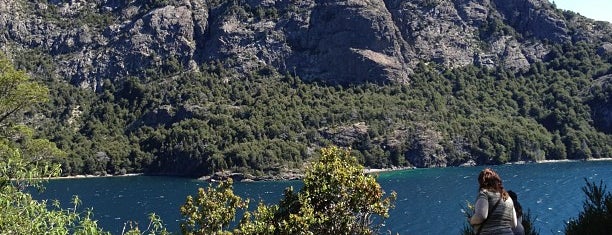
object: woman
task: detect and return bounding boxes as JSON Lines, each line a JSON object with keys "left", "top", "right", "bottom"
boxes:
{"left": 508, "top": 190, "right": 525, "bottom": 235}
{"left": 470, "top": 168, "right": 517, "bottom": 235}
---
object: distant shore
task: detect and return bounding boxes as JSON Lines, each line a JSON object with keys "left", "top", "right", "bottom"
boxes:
{"left": 538, "top": 157, "right": 612, "bottom": 163}
{"left": 363, "top": 166, "right": 414, "bottom": 174}
{"left": 508, "top": 157, "right": 612, "bottom": 165}
{"left": 45, "top": 158, "right": 612, "bottom": 181}
{"left": 47, "top": 173, "right": 143, "bottom": 180}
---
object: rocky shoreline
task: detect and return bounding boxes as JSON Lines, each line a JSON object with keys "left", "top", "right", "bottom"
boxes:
{"left": 48, "top": 173, "right": 143, "bottom": 180}
{"left": 197, "top": 170, "right": 304, "bottom": 182}
{"left": 196, "top": 166, "right": 418, "bottom": 182}
{"left": 49, "top": 158, "right": 612, "bottom": 182}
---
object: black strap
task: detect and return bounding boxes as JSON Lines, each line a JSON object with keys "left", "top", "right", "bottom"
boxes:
{"left": 476, "top": 196, "right": 502, "bottom": 235}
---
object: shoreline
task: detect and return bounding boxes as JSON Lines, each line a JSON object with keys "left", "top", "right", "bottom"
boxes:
{"left": 42, "top": 158, "right": 612, "bottom": 181}
{"left": 363, "top": 166, "right": 414, "bottom": 174}
{"left": 46, "top": 173, "right": 143, "bottom": 180}
{"left": 495, "top": 157, "right": 612, "bottom": 166}
{"left": 533, "top": 157, "right": 612, "bottom": 164}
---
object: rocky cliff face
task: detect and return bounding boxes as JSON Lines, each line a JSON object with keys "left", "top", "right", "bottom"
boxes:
{"left": 1, "top": 0, "right": 610, "bottom": 88}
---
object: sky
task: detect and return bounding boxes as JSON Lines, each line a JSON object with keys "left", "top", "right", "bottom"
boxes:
{"left": 549, "top": 0, "right": 612, "bottom": 22}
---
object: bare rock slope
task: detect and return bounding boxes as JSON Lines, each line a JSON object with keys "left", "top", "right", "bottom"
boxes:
{"left": 0, "top": 0, "right": 610, "bottom": 88}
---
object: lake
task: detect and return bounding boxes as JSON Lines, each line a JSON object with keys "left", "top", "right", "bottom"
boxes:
{"left": 33, "top": 160, "right": 612, "bottom": 234}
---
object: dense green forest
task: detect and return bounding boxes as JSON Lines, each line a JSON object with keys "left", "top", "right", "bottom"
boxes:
{"left": 11, "top": 38, "right": 612, "bottom": 178}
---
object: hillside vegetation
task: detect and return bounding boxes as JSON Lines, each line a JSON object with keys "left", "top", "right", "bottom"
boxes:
{"left": 27, "top": 40, "right": 612, "bottom": 178}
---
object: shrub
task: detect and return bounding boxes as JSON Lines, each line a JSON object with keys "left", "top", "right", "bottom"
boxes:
{"left": 179, "top": 146, "right": 396, "bottom": 235}
{"left": 564, "top": 179, "right": 612, "bottom": 235}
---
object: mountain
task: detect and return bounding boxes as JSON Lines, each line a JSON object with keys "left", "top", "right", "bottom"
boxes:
{"left": 0, "top": 0, "right": 610, "bottom": 178}
{"left": 2, "top": 0, "right": 609, "bottom": 86}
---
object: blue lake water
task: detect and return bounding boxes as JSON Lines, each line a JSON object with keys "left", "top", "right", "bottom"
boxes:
{"left": 33, "top": 160, "right": 612, "bottom": 234}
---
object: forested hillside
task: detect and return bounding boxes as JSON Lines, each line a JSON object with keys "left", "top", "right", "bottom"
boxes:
{"left": 1, "top": 0, "right": 610, "bottom": 178}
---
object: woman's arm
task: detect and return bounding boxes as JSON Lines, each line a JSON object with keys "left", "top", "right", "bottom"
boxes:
{"left": 470, "top": 196, "right": 489, "bottom": 225}
{"left": 511, "top": 205, "right": 518, "bottom": 228}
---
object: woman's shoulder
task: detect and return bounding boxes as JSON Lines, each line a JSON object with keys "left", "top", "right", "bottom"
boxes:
{"left": 478, "top": 189, "right": 509, "bottom": 202}
{"left": 479, "top": 188, "right": 497, "bottom": 195}
{"left": 478, "top": 189, "right": 496, "bottom": 199}
{"left": 505, "top": 195, "right": 515, "bottom": 206}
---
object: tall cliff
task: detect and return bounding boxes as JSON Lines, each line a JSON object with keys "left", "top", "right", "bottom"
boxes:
{"left": 1, "top": 0, "right": 610, "bottom": 88}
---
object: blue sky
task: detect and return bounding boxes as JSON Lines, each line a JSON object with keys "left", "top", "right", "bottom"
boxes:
{"left": 549, "top": 0, "right": 612, "bottom": 22}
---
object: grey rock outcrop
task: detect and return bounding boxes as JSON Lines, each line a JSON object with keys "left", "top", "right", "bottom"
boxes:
{"left": 320, "top": 122, "right": 369, "bottom": 147}
{"left": 290, "top": 0, "right": 410, "bottom": 83}
{"left": 598, "top": 42, "right": 612, "bottom": 56}
{"left": 492, "top": 0, "right": 569, "bottom": 43}
{"left": 382, "top": 124, "right": 449, "bottom": 168}
{"left": 589, "top": 74, "right": 612, "bottom": 134}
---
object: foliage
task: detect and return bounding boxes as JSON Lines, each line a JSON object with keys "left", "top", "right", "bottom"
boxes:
{"left": 235, "top": 202, "right": 277, "bottom": 234}
{"left": 180, "top": 179, "right": 249, "bottom": 235}
{"left": 0, "top": 55, "right": 105, "bottom": 234}
{"left": 0, "top": 55, "right": 59, "bottom": 188}
{"left": 26, "top": 1, "right": 115, "bottom": 30}
{"left": 179, "top": 146, "right": 396, "bottom": 235}
{"left": 564, "top": 179, "right": 612, "bottom": 235}
{"left": 0, "top": 57, "right": 48, "bottom": 127}
{"left": 276, "top": 146, "right": 396, "bottom": 234}
{"left": 0, "top": 55, "right": 168, "bottom": 235}
{"left": 521, "top": 209, "right": 540, "bottom": 235}
{"left": 460, "top": 201, "right": 475, "bottom": 235}
{"left": 0, "top": 190, "right": 108, "bottom": 235}
{"left": 122, "top": 213, "right": 170, "bottom": 235}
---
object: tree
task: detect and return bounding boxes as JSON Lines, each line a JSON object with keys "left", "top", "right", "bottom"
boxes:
{"left": 0, "top": 57, "right": 48, "bottom": 127}
{"left": 0, "top": 55, "right": 107, "bottom": 234}
{"left": 0, "top": 55, "right": 60, "bottom": 189}
{"left": 0, "top": 55, "right": 167, "bottom": 235}
{"left": 180, "top": 179, "right": 249, "bottom": 235}
{"left": 276, "top": 146, "right": 396, "bottom": 235}
{"left": 179, "top": 146, "right": 396, "bottom": 235}
{"left": 564, "top": 179, "right": 612, "bottom": 235}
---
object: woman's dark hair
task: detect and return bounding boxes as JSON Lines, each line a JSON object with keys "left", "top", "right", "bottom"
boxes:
{"left": 508, "top": 190, "right": 523, "bottom": 218}
{"left": 478, "top": 168, "right": 509, "bottom": 201}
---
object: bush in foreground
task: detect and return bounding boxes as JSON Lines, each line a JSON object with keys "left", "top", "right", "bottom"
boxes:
{"left": 180, "top": 146, "right": 396, "bottom": 235}
{"left": 565, "top": 179, "right": 612, "bottom": 235}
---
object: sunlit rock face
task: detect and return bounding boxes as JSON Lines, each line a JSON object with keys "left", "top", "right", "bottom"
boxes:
{"left": 0, "top": 0, "right": 610, "bottom": 88}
